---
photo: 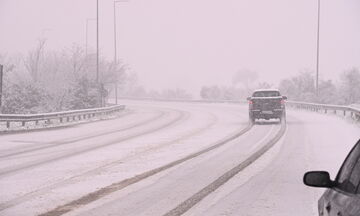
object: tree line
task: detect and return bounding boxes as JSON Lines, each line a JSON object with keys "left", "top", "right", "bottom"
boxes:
{"left": 1, "top": 42, "right": 359, "bottom": 115}
{"left": 200, "top": 68, "right": 360, "bottom": 105}
{"left": 0, "top": 39, "right": 126, "bottom": 114}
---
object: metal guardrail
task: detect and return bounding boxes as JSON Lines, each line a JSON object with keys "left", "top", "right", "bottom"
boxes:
{"left": 119, "top": 97, "right": 360, "bottom": 121}
{"left": 286, "top": 101, "right": 360, "bottom": 120}
{"left": 0, "top": 105, "right": 126, "bottom": 129}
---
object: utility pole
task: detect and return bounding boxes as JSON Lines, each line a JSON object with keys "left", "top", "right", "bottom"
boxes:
{"left": 0, "top": 64, "right": 3, "bottom": 111}
{"left": 113, "top": 0, "right": 128, "bottom": 105}
{"left": 114, "top": 1, "right": 118, "bottom": 105}
{"left": 96, "top": 0, "right": 101, "bottom": 106}
{"left": 316, "top": 0, "right": 321, "bottom": 98}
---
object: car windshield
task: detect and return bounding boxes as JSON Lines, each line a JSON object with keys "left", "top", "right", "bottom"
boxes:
{"left": 1, "top": 1, "right": 360, "bottom": 216}
{"left": 252, "top": 91, "right": 280, "bottom": 97}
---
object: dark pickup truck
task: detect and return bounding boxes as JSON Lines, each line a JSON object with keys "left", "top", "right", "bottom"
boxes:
{"left": 247, "top": 89, "right": 287, "bottom": 123}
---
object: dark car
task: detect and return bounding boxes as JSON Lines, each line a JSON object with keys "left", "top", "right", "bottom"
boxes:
{"left": 247, "top": 89, "right": 287, "bottom": 123}
{"left": 304, "top": 139, "right": 360, "bottom": 216}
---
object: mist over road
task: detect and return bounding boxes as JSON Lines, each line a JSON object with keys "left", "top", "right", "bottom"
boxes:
{"left": 0, "top": 101, "right": 358, "bottom": 216}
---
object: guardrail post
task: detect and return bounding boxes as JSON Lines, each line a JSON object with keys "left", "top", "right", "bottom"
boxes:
{"left": 325, "top": 109, "right": 327, "bottom": 114}
{"left": 0, "top": 105, "right": 125, "bottom": 131}
{"left": 343, "top": 110, "right": 346, "bottom": 116}
{"left": 334, "top": 110, "right": 337, "bottom": 114}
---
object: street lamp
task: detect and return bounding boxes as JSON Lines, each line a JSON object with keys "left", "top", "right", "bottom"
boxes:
{"left": 0, "top": 64, "right": 3, "bottom": 110}
{"left": 113, "top": 0, "right": 129, "bottom": 105}
{"left": 315, "top": 0, "right": 321, "bottom": 98}
{"left": 96, "top": 0, "right": 105, "bottom": 107}
{"left": 96, "top": 0, "right": 99, "bottom": 85}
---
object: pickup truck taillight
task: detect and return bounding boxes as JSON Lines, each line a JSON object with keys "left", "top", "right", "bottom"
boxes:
{"left": 249, "top": 100, "right": 253, "bottom": 105}
{"left": 280, "top": 99, "right": 285, "bottom": 105}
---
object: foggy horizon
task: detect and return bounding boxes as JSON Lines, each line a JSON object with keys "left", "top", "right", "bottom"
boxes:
{"left": 1, "top": 0, "right": 360, "bottom": 94}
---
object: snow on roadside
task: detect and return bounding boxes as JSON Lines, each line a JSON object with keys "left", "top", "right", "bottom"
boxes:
{"left": 184, "top": 108, "right": 359, "bottom": 216}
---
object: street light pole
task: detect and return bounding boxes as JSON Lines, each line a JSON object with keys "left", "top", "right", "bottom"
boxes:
{"left": 0, "top": 64, "right": 3, "bottom": 111}
{"left": 114, "top": 1, "right": 118, "bottom": 104}
{"left": 113, "top": 0, "right": 128, "bottom": 105}
{"left": 96, "top": 0, "right": 99, "bottom": 83}
{"left": 96, "top": 0, "right": 102, "bottom": 106}
{"left": 316, "top": 0, "right": 321, "bottom": 98}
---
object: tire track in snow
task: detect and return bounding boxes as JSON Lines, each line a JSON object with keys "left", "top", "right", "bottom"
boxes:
{"left": 163, "top": 121, "right": 286, "bottom": 216}
{"left": 0, "top": 110, "right": 218, "bottom": 211}
{"left": 0, "top": 109, "right": 163, "bottom": 159}
{"left": 0, "top": 108, "right": 188, "bottom": 179}
{"left": 38, "top": 122, "right": 253, "bottom": 216}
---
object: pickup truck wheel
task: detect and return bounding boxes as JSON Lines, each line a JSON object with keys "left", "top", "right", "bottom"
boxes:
{"left": 249, "top": 114, "right": 255, "bottom": 124}
{"left": 279, "top": 114, "right": 286, "bottom": 124}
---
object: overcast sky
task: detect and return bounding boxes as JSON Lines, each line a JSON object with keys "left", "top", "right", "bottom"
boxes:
{"left": 1, "top": 0, "right": 359, "bottom": 93}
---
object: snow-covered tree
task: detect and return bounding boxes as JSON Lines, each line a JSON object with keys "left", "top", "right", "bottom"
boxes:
{"left": 24, "top": 39, "right": 46, "bottom": 83}
{"left": 338, "top": 68, "right": 360, "bottom": 104}
{"left": 317, "top": 80, "right": 337, "bottom": 104}
{"left": 1, "top": 41, "right": 129, "bottom": 113}
{"left": 279, "top": 71, "right": 316, "bottom": 102}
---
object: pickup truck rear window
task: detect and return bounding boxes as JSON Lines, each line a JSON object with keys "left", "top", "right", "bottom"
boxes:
{"left": 252, "top": 91, "right": 280, "bottom": 97}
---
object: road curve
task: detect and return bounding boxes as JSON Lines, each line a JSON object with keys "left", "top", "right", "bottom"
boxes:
{"left": 183, "top": 109, "right": 360, "bottom": 216}
{"left": 0, "top": 101, "right": 250, "bottom": 216}
{"left": 2, "top": 101, "right": 353, "bottom": 216}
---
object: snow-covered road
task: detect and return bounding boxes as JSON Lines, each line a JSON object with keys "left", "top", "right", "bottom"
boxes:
{"left": 0, "top": 101, "right": 358, "bottom": 216}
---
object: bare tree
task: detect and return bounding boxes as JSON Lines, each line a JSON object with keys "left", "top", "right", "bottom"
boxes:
{"left": 68, "top": 44, "right": 86, "bottom": 80}
{"left": 278, "top": 71, "right": 316, "bottom": 102}
{"left": 24, "top": 39, "right": 46, "bottom": 82}
{"left": 339, "top": 68, "right": 360, "bottom": 104}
